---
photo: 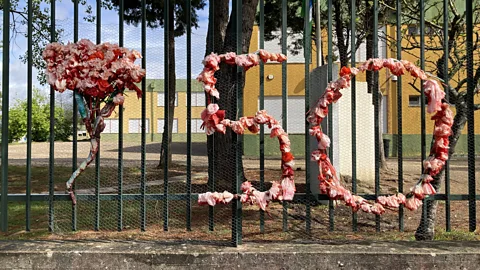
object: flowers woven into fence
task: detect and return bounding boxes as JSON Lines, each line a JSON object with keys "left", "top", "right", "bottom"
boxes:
{"left": 43, "top": 39, "right": 146, "bottom": 205}
{"left": 308, "top": 59, "right": 452, "bottom": 214}
{"left": 196, "top": 50, "right": 294, "bottom": 211}
{"left": 198, "top": 55, "right": 452, "bottom": 215}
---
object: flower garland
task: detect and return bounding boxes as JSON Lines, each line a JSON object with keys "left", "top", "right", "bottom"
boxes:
{"left": 197, "top": 54, "right": 452, "bottom": 215}
{"left": 43, "top": 39, "right": 146, "bottom": 204}
{"left": 308, "top": 58, "right": 452, "bottom": 214}
{"left": 196, "top": 50, "right": 294, "bottom": 211}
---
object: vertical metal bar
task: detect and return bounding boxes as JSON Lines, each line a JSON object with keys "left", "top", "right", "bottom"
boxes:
{"left": 26, "top": 0, "right": 33, "bottom": 232}
{"left": 350, "top": 0, "right": 357, "bottom": 232}
{"left": 281, "top": 0, "right": 288, "bottom": 233}
{"left": 48, "top": 0, "right": 56, "bottom": 233}
{"left": 396, "top": 0, "right": 404, "bottom": 232}
{"left": 465, "top": 0, "right": 476, "bottom": 232}
{"left": 207, "top": 0, "right": 215, "bottom": 232}
{"left": 163, "top": 0, "right": 170, "bottom": 232}
{"left": 72, "top": 0, "right": 79, "bottom": 232}
{"left": 94, "top": 0, "right": 101, "bottom": 231}
{"left": 117, "top": 0, "right": 125, "bottom": 232}
{"left": 304, "top": 0, "right": 311, "bottom": 234}
{"left": 327, "top": 0, "right": 334, "bottom": 232}
{"left": 443, "top": 0, "right": 450, "bottom": 232}
{"left": 140, "top": 0, "right": 147, "bottom": 232}
{"left": 186, "top": 0, "right": 192, "bottom": 232}
{"left": 232, "top": 0, "right": 243, "bottom": 246}
{"left": 1, "top": 0, "right": 10, "bottom": 233}
{"left": 419, "top": 0, "right": 427, "bottom": 233}
{"left": 315, "top": 0, "right": 321, "bottom": 66}
{"left": 259, "top": 0, "right": 265, "bottom": 233}
{"left": 419, "top": 0, "right": 426, "bottom": 169}
{"left": 373, "top": 0, "right": 380, "bottom": 232}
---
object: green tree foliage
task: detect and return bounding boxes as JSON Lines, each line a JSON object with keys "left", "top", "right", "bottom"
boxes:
{"left": 8, "top": 88, "right": 72, "bottom": 142}
{"left": 105, "top": 0, "right": 206, "bottom": 35}
{"left": 259, "top": 0, "right": 397, "bottom": 67}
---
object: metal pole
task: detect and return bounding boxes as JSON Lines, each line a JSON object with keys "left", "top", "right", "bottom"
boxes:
{"left": 48, "top": 0, "right": 56, "bottom": 233}
{"left": 117, "top": 0, "right": 125, "bottom": 232}
{"left": 315, "top": 0, "right": 322, "bottom": 67}
{"left": 259, "top": 0, "right": 265, "bottom": 233}
{"left": 396, "top": 0, "right": 404, "bottom": 232}
{"left": 140, "top": 0, "right": 147, "bottom": 232}
{"left": 465, "top": 0, "right": 476, "bottom": 232}
{"left": 1, "top": 0, "right": 11, "bottom": 233}
{"left": 94, "top": 0, "right": 102, "bottom": 232}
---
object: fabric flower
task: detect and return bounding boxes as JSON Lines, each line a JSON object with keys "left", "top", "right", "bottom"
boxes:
{"left": 200, "top": 103, "right": 225, "bottom": 135}
{"left": 424, "top": 80, "right": 445, "bottom": 113}
{"left": 281, "top": 177, "right": 295, "bottom": 201}
{"left": 112, "top": 93, "right": 125, "bottom": 105}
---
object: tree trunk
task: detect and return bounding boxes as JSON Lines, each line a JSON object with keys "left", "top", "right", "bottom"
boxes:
{"left": 158, "top": 4, "right": 176, "bottom": 168}
{"left": 334, "top": 0, "right": 349, "bottom": 68}
{"left": 206, "top": 0, "right": 259, "bottom": 189}
{"left": 415, "top": 98, "right": 468, "bottom": 240}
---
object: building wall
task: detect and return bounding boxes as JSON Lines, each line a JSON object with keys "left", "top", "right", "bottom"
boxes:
{"left": 104, "top": 79, "right": 207, "bottom": 143}
{"left": 383, "top": 25, "right": 480, "bottom": 156}
{"left": 110, "top": 23, "right": 480, "bottom": 158}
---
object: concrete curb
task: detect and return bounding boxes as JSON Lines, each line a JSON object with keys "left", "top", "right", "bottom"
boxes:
{"left": 0, "top": 240, "right": 479, "bottom": 269}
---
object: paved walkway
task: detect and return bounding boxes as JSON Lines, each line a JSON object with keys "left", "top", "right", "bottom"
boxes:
{"left": 0, "top": 240, "right": 479, "bottom": 269}
{"left": 5, "top": 141, "right": 305, "bottom": 169}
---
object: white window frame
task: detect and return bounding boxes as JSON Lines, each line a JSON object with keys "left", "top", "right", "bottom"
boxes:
{"left": 157, "top": 92, "right": 178, "bottom": 107}
{"left": 157, "top": 118, "right": 178, "bottom": 133}
{"left": 188, "top": 118, "right": 204, "bottom": 133}
{"left": 103, "top": 119, "right": 119, "bottom": 134}
{"left": 128, "top": 118, "right": 150, "bottom": 133}
{"left": 188, "top": 92, "right": 206, "bottom": 107}
{"left": 260, "top": 96, "right": 305, "bottom": 134}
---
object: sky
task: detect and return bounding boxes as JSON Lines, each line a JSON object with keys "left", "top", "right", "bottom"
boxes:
{"left": 1, "top": 0, "right": 211, "bottom": 105}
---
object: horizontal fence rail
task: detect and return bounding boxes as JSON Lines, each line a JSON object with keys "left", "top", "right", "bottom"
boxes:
{"left": 0, "top": 0, "right": 478, "bottom": 245}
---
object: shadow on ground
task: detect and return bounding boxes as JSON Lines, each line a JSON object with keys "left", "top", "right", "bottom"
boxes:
{"left": 111, "top": 142, "right": 208, "bottom": 156}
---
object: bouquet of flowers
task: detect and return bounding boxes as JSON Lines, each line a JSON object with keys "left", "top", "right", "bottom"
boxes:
{"left": 43, "top": 39, "right": 146, "bottom": 205}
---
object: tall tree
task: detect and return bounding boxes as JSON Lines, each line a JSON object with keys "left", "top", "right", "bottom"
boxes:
{"left": 204, "top": 0, "right": 259, "bottom": 185}
{"left": 381, "top": 0, "right": 480, "bottom": 240}
{"left": 104, "top": 0, "right": 207, "bottom": 168}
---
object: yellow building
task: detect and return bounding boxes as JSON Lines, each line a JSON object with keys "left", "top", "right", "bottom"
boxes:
{"left": 102, "top": 79, "right": 209, "bottom": 143}
{"left": 110, "top": 22, "right": 479, "bottom": 157}
{"left": 382, "top": 24, "right": 480, "bottom": 156}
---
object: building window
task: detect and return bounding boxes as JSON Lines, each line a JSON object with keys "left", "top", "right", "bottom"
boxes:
{"left": 260, "top": 96, "right": 305, "bottom": 134}
{"left": 188, "top": 119, "right": 205, "bottom": 133}
{"left": 103, "top": 119, "right": 119, "bottom": 134}
{"left": 128, "top": 118, "right": 149, "bottom": 133}
{"left": 408, "top": 25, "right": 435, "bottom": 36}
{"left": 157, "top": 119, "right": 178, "bottom": 133}
{"left": 408, "top": 95, "right": 428, "bottom": 107}
{"left": 189, "top": 92, "right": 206, "bottom": 107}
{"left": 157, "top": 93, "right": 178, "bottom": 107}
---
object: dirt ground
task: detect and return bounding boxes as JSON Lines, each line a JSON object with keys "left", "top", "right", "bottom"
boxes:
{"left": 2, "top": 141, "right": 480, "bottom": 242}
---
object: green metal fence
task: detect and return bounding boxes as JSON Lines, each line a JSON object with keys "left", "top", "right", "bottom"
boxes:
{"left": 0, "top": 0, "right": 478, "bottom": 246}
